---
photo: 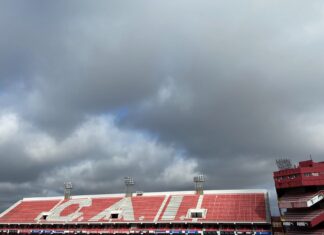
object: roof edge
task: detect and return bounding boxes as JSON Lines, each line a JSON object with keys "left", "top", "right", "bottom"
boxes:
{"left": 22, "top": 189, "right": 268, "bottom": 201}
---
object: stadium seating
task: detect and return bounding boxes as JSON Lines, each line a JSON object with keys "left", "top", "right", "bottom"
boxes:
{"left": 80, "top": 197, "right": 122, "bottom": 221}
{"left": 0, "top": 200, "right": 60, "bottom": 223}
{"left": 0, "top": 190, "right": 269, "bottom": 224}
{"left": 174, "top": 195, "right": 199, "bottom": 221}
{"left": 132, "top": 195, "right": 165, "bottom": 221}
{"left": 201, "top": 193, "right": 266, "bottom": 222}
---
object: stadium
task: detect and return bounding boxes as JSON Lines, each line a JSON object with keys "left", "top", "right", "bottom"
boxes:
{"left": 1, "top": 159, "right": 324, "bottom": 235}
{"left": 1, "top": 0, "right": 323, "bottom": 234}
{"left": 0, "top": 175, "right": 271, "bottom": 235}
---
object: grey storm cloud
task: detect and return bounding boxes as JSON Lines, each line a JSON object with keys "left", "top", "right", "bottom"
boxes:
{"left": 1, "top": 0, "right": 324, "bottom": 214}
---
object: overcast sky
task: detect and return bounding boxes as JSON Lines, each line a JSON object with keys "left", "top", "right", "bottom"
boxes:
{"left": 1, "top": 0, "right": 324, "bottom": 214}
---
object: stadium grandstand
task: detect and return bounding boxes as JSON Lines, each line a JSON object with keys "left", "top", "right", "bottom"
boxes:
{"left": 0, "top": 176, "right": 272, "bottom": 235}
{"left": 274, "top": 159, "right": 324, "bottom": 235}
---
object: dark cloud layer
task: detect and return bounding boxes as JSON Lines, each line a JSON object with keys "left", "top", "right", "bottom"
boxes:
{"left": 1, "top": 0, "right": 324, "bottom": 214}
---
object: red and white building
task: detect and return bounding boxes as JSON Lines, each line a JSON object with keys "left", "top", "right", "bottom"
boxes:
{"left": 0, "top": 190, "right": 271, "bottom": 235}
{"left": 274, "top": 159, "right": 324, "bottom": 234}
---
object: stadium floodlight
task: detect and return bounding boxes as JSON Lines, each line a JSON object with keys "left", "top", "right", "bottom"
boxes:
{"left": 193, "top": 174, "right": 206, "bottom": 195}
{"left": 64, "top": 181, "right": 73, "bottom": 199}
{"left": 124, "top": 177, "right": 135, "bottom": 186}
{"left": 194, "top": 175, "right": 206, "bottom": 183}
{"left": 276, "top": 159, "right": 293, "bottom": 170}
{"left": 64, "top": 182, "right": 73, "bottom": 189}
{"left": 124, "top": 177, "right": 135, "bottom": 197}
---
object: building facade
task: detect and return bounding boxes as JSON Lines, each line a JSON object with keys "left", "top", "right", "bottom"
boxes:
{"left": 274, "top": 159, "right": 324, "bottom": 234}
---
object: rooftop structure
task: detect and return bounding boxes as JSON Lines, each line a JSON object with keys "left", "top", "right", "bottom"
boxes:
{"left": 274, "top": 159, "right": 324, "bottom": 189}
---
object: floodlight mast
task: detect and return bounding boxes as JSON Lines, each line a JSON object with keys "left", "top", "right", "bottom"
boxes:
{"left": 193, "top": 175, "right": 206, "bottom": 195}
{"left": 64, "top": 182, "right": 73, "bottom": 200}
{"left": 276, "top": 159, "right": 293, "bottom": 170}
{"left": 124, "top": 177, "right": 135, "bottom": 197}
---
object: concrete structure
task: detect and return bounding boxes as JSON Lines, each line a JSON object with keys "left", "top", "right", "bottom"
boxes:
{"left": 0, "top": 190, "right": 271, "bottom": 235}
{"left": 274, "top": 159, "right": 324, "bottom": 234}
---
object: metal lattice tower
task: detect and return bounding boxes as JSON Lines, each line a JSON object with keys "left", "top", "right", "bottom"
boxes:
{"left": 124, "top": 177, "right": 135, "bottom": 197}
{"left": 64, "top": 182, "right": 73, "bottom": 200}
{"left": 193, "top": 175, "right": 206, "bottom": 195}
